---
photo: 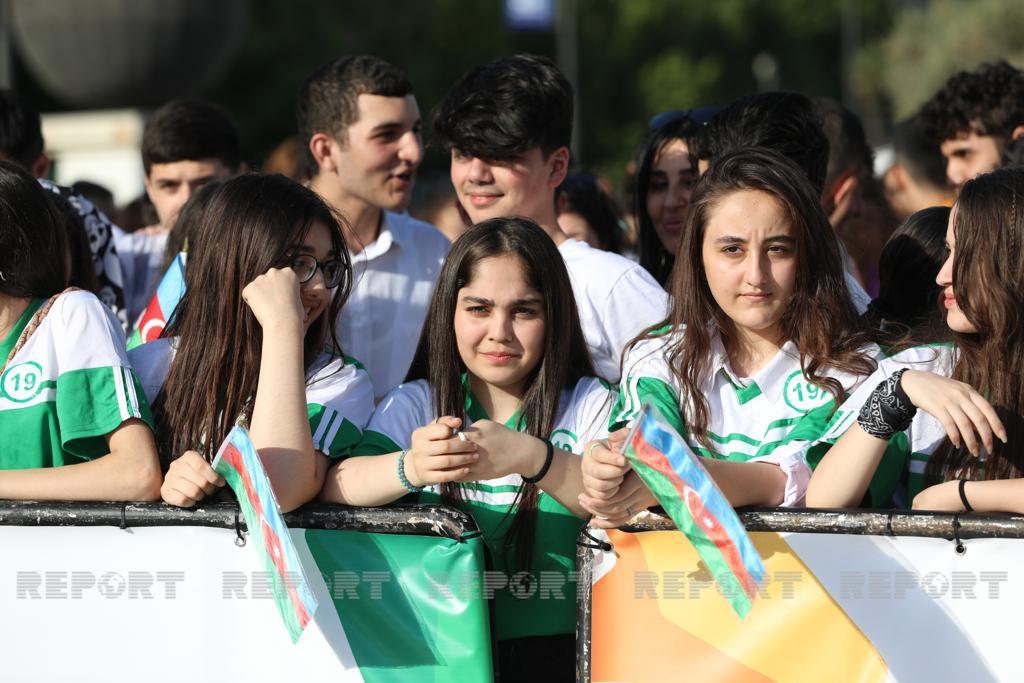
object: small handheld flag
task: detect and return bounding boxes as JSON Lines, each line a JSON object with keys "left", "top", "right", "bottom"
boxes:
{"left": 212, "top": 426, "right": 319, "bottom": 642}
{"left": 126, "top": 252, "right": 186, "bottom": 350}
{"left": 623, "top": 401, "right": 766, "bottom": 618}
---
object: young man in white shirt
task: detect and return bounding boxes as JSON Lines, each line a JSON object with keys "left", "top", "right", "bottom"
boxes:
{"left": 433, "top": 54, "right": 668, "bottom": 382}
{"left": 117, "top": 99, "right": 242, "bottom": 322}
{"left": 298, "top": 55, "right": 449, "bottom": 401}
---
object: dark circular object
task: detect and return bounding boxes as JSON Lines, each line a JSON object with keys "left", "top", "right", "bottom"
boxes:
{"left": 11, "top": 0, "right": 249, "bottom": 107}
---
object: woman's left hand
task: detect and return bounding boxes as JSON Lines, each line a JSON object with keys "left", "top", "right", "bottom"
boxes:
{"left": 911, "top": 480, "right": 963, "bottom": 512}
{"left": 460, "top": 420, "right": 546, "bottom": 481}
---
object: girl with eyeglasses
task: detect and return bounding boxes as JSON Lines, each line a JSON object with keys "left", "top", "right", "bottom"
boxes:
{"left": 129, "top": 173, "right": 374, "bottom": 511}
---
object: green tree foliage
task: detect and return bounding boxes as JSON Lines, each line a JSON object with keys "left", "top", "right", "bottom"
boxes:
{"left": 212, "top": 0, "right": 895, "bottom": 189}
{"left": 855, "top": 0, "right": 1024, "bottom": 120}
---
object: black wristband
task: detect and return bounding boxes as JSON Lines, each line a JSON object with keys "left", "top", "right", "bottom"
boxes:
{"left": 858, "top": 369, "right": 918, "bottom": 440}
{"left": 522, "top": 438, "right": 554, "bottom": 484}
{"left": 958, "top": 479, "right": 974, "bottom": 512}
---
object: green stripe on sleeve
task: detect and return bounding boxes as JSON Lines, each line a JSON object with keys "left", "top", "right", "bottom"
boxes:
{"left": 308, "top": 403, "right": 364, "bottom": 459}
{"left": 351, "top": 429, "right": 404, "bottom": 457}
{"left": 611, "top": 376, "right": 682, "bottom": 432}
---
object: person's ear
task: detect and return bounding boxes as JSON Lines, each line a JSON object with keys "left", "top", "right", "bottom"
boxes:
{"left": 1012, "top": 125, "right": 1024, "bottom": 142}
{"left": 309, "top": 133, "right": 340, "bottom": 174}
{"left": 827, "top": 174, "right": 859, "bottom": 228}
{"left": 547, "top": 147, "right": 570, "bottom": 188}
{"left": 30, "top": 152, "right": 49, "bottom": 179}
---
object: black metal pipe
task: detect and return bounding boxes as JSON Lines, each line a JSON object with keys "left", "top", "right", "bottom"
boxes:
{"left": 0, "top": 501, "right": 479, "bottom": 541}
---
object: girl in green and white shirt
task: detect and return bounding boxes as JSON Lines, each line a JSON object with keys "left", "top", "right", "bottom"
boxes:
{"left": 0, "top": 160, "right": 160, "bottom": 500}
{"left": 582, "top": 148, "right": 922, "bottom": 523}
{"left": 322, "top": 217, "right": 614, "bottom": 678}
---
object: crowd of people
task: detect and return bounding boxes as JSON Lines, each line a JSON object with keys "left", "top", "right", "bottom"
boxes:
{"left": 2, "top": 51, "right": 1024, "bottom": 675}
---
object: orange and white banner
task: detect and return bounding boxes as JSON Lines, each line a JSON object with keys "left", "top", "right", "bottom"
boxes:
{"left": 589, "top": 529, "right": 1017, "bottom": 682}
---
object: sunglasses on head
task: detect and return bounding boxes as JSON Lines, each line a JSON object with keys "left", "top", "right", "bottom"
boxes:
{"left": 648, "top": 105, "right": 722, "bottom": 131}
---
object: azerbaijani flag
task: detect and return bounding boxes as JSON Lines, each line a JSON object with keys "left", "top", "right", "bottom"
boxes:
{"left": 623, "top": 401, "right": 766, "bottom": 617}
{"left": 126, "top": 252, "right": 186, "bottom": 350}
{"left": 212, "top": 426, "right": 319, "bottom": 643}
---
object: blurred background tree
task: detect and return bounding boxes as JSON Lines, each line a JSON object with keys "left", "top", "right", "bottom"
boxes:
{"left": 20, "top": 0, "right": 1018, "bottom": 197}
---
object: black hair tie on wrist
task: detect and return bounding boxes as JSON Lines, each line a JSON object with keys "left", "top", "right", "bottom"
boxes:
{"left": 858, "top": 369, "right": 918, "bottom": 440}
{"left": 522, "top": 438, "right": 554, "bottom": 484}
{"left": 959, "top": 479, "right": 974, "bottom": 513}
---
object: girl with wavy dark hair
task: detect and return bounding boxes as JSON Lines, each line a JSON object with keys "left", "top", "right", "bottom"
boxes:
{"left": 322, "top": 216, "right": 613, "bottom": 677}
{"left": 128, "top": 173, "right": 374, "bottom": 512}
{"left": 634, "top": 115, "right": 701, "bottom": 285}
{"left": 581, "top": 147, "right": 935, "bottom": 523}
{"left": 808, "top": 168, "right": 1024, "bottom": 512}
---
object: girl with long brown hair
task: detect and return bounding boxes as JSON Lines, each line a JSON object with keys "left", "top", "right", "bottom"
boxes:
{"left": 321, "top": 216, "right": 613, "bottom": 678}
{"left": 128, "top": 173, "right": 374, "bottom": 512}
{"left": 808, "top": 169, "right": 1022, "bottom": 512}
{"left": 581, "top": 147, "right": 932, "bottom": 523}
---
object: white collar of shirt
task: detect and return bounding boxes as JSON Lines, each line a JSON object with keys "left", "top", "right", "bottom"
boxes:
{"left": 350, "top": 211, "right": 407, "bottom": 263}
{"left": 707, "top": 333, "right": 801, "bottom": 404}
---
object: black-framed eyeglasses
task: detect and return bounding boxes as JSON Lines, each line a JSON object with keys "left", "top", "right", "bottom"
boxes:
{"left": 289, "top": 254, "right": 347, "bottom": 289}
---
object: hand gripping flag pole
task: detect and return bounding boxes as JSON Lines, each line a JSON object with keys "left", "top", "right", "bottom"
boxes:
{"left": 623, "top": 401, "right": 767, "bottom": 618}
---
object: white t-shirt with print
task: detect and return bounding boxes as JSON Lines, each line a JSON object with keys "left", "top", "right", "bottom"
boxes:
{"left": 0, "top": 290, "right": 149, "bottom": 469}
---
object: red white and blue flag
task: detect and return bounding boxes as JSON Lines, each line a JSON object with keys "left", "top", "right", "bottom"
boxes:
{"left": 126, "top": 252, "right": 186, "bottom": 350}
{"left": 212, "top": 426, "right": 319, "bottom": 642}
{"left": 623, "top": 401, "right": 767, "bottom": 617}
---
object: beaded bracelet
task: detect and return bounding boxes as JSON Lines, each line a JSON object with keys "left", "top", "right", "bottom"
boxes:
{"left": 397, "top": 449, "right": 424, "bottom": 493}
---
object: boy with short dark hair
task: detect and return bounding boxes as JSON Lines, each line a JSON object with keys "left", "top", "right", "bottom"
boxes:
{"left": 434, "top": 54, "right": 667, "bottom": 382}
{"left": 118, "top": 99, "right": 242, "bottom": 321}
{"left": 299, "top": 55, "right": 449, "bottom": 400}
{"left": 920, "top": 60, "right": 1024, "bottom": 190}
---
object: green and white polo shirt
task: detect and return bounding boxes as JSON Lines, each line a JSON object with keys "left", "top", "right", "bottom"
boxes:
{"left": 614, "top": 329, "right": 952, "bottom": 507}
{"left": 0, "top": 291, "right": 151, "bottom": 469}
{"left": 127, "top": 339, "right": 374, "bottom": 459}
{"left": 352, "top": 375, "right": 615, "bottom": 641}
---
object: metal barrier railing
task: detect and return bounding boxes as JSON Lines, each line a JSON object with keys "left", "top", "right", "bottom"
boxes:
{"left": 0, "top": 500, "right": 479, "bottom": 540}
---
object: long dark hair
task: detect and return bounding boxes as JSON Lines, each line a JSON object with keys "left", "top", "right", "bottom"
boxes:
{"left": 926, "top": 168, "right": 1024, "bottom": 484}
{"left": 634, "top": 115, "right": 700, "bottom": 285}
{"left": 0, "top": 160, "right": 68, "bottom": 299}
{"left": 406, "top": 216, "right": 595, "bottom": 569}
{"left": 864, "top": 206, "right": 949, "bottom": 342}
{"left": 639, "top": 147, "right": 880, "bottom": 449}
{"left": 154, "top": 173, "right": 352, "bottom": 463}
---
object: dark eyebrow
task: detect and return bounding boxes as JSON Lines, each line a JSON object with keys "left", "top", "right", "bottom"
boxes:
{"left": 713, "top": 235, "right": 796, "bottom": 245}
{"left": 369, "top": 122, "right": 407, "bottom": 135}
{"left": 462, "top": 295, "right": 543, "bottom": 307}
{"left": 289, "top": 244, "right": 338, "bottom": 258}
